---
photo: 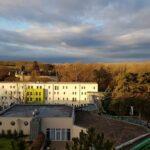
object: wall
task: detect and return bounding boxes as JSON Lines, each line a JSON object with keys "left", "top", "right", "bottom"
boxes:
{"left": 0, "top": 82, "right": 98, "bottom": 106}
{"left": 0, "top": 117, "right": 31, "bottom": 135}
{"left": 41, "top": 117, "right": 73, "bottom": 139}
{"left": 72, "top": 125, "right": 86, "bottom": 138}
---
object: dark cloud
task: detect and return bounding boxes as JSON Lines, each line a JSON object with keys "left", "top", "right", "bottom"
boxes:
{"left": 0, "top": 0, "right": 150, "bottom": 62}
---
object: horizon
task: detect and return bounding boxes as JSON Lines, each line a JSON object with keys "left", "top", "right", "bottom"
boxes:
{"left": 0, "top": 0, "right": 150, "bottom": 63}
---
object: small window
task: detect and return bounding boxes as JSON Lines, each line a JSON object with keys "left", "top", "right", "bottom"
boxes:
{"left": 0, "top": 122, "right": 2, "bottom": 125}
{"left": 24, "top": 121, "right": 28, "bottom": 126}
{"left": 11, "top": 121, "right": 15, "bottom": 126}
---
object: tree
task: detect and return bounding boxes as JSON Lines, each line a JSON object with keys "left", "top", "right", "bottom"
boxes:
{"left": 93, "top": 67, "right": 112, "bottom": 91}
{"left": 66, "top": 128, "right": 114, "bottom": 150}
{"left": 21, "top": 65, "right": 26, "bottom": 72}
{"left": 102, "top": 90, "right": 112, "bottom": 113}
{"left": 32, "top": 61, "right": 40, "bottom": 71}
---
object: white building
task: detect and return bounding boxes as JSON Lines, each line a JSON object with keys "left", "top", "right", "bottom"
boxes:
{"left": 0, "top": 104, "right": 86, "bottom": 141}
{"left": 0, "top": 82, "right": 98, "bottom": 106}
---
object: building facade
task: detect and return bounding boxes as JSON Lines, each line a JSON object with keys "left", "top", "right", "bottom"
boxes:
{"left": 0, "top": 104, "right": 85, "bottom": 141}
{"left": 0, "top": 82, "right": 98, "bottom": 106}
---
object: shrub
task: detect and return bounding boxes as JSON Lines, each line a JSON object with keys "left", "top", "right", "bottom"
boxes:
{"left": 7, "top": 129, "right": 12, "bottom": 138}
{"left": 1, "top": 130, "right": 5, "bottom": 137}
{"left": 13, "top": 130, "right": 18, "bottom": 138}
{"left": 18, "top": 130, "right": 24, "bottom": 137}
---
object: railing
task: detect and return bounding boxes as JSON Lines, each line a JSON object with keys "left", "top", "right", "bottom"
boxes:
{"left": 102, "top": 115, "right": 147, "bottom": 127}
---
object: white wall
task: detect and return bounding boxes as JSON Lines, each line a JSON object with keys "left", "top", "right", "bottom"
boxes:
{"left": 0, "top": 82, "right": 98, "bottom": 106}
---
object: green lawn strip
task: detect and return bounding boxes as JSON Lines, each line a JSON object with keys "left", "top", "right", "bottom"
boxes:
{"left": 0, "top": 138, "right": 29, "bottom": 150}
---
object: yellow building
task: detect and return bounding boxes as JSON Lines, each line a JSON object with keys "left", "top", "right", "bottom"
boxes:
{"left": 25, "top": 88, "right": 44, "bottom": 104}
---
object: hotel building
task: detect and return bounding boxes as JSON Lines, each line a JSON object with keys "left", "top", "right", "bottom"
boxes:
{"left": 0, "top": 82, "right": 98, "bottom": 106}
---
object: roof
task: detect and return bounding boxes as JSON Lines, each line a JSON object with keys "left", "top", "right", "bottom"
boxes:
{"left": 0, "top": 104, "right": 73, "bottom": 117}
{"left": 0, "top": 81, "right": 97, "bottom": 84}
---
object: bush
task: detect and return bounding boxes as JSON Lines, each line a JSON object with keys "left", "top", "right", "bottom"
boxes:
{"left": 0, "top": 130, "right": 5, "bottom": 137}
{"left": 7, "top": 130, "right": 12, "bottom": 138}
{"left": 13, "top": 130, "right": 18, "bottom": 138}
{"left": 18, "top": 130, "right": 24, "bottom": 137}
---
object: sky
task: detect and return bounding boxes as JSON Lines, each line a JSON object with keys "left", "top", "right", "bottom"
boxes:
{"left": 0, "top": 0, "right": 150, "bottom": 63}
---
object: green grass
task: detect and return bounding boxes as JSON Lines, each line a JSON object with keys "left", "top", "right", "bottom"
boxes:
{"left": 0, "top": 138, "right": 29, "bottom": 150}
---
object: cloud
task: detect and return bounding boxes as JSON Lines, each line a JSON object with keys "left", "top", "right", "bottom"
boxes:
{"left": 0, "top": 0, "right": 150, "bottom": 62}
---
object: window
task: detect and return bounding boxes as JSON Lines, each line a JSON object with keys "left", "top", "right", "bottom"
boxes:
{"left": 11, "top": 121, "right": 15, "bottom": 126}
{"left": 63, "top": 92, "right": 65, "bottom": 95}
{"left": 75, "top": 86, "right": 76, "bottom": 89}
{"left": 50, "top": 128, "right": 55, "bottom": 140}
{"left": 0, "top": 122, "right": 2, "bottom": 125}
{"left": 55, "top": 86, "right": 59, "bottom": 90}
{"left": 47, "top": 128, "right": 70, "bottom": 141}
{"left": 49, "top": 86, "right": 50, "bottom": 89}
{"left": 49, "top": 92, "right": 51, "bottom": 94}
{"left": 56, "top": 129, "right": 61, "bottom": 140}
{"left": 2, "top": 86, "right": 4, "bottom": 89}
{"left": 13, "top": 86, "right": 15, "bottom": 88}
{"left": 24, "top": 121, "right": 28, "bottom": 126}
{"left": 62, "top": 129, "right": 67, "bottom": 140}
{"left": 93, "top": 86, "right": 95, "bottom": 89}
{"left": 67, "top": 129, "right": 71, "bottom": 140}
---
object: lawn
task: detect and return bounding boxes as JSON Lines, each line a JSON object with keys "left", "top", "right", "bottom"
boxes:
{"left": 0, "top": 138, "right": 29, "bottom": 150}
{"left": 0, "top": 138, "right": 14, "bottom": 150}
